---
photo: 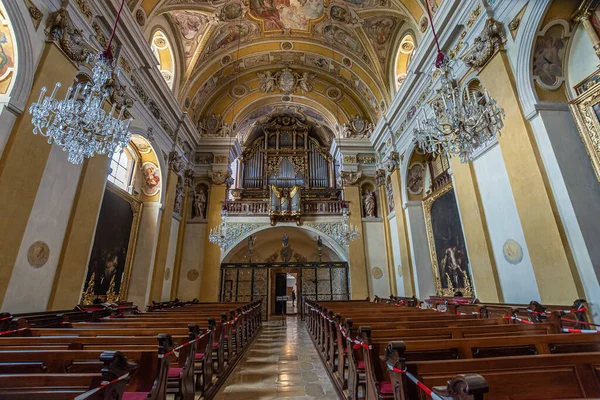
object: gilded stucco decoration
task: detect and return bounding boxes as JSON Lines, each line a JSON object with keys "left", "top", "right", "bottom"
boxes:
{"left": 305, "top": 222, "right": 345, "bottom": 247}
{"left": 223, "top": 223, "right": 269, "bottom": 251}
{"left": 168, "top": 152, "right": 184, "bottom": 173}
{"left": 24, "top": 0, "right": 43, "bottom": 30}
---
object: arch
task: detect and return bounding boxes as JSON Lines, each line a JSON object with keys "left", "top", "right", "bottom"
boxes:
{"left": 151, "top": 30, "right": 176, "bottom": 90}
{"left": 128, "top": 128, "right": 166, "bottom": 204}
{"left": 220, "top": 224, "right": 349, "bottom": 263}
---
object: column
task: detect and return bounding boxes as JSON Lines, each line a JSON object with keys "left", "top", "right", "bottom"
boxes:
{"left": 0, "top": 43, "right": 78, "bottom": 305}
{"left": 47, "top": 155, "right": 110, "bottom": 310}
{"left": 199, "top": 170, "right": 229, "bottom": 301}
{"left": 450, "top": 159, "right": 503, "bottom": 302}
{"left": 388, "top": 166, "right": 416, "bottom": 297}
{"left": 340, "top": 171, "right": 369, "bottom": 299}
{"left": 148, "top": 152, "right": 182, "bottom": 302}
{"left": 170, "top": 169, "right": 193, "bottom": 298}
{"left": 376, "top": 169, "right": 397, "bottom": 296}
{"left": 478, "top": 50, "right": 582, "bottom": 303}
{"left": 574, "top": 11, "right": 600, "bottom": 60}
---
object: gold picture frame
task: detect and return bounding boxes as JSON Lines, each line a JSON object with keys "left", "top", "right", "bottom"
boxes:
{"left": 570, "top": 67, "right": 600, "bottom": 182}
{"left": 423, "top": 182, "right": 474, "bottom": 297}
{"left": 80, "top": 182, "right": 142, "bottom": 304}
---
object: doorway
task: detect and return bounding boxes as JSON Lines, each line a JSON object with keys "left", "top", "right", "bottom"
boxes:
{"left": 286, "top": 273, "right": 298, "bottom": 315}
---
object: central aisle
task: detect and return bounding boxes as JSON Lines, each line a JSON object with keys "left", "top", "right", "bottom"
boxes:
{"left": 214, "top": 317, "right": 340, "bottom": 399}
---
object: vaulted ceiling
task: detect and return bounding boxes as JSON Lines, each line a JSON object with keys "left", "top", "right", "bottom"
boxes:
{"left": 131, "top": 0, "right": 434, "bottom": 145}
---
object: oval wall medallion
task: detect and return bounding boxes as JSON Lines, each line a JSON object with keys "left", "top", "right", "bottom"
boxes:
{"left": 187, "top": 269, "right": 200, "bottom": 281}
{"left": 397, "top": 264, "right": 403, "bottom": 277}
{"left": 503, "top": 239, "right": 523, "bottom": 265}
{"left": 164, "top": 268, "right": 171, "bottom": 280}
{"left": 28, "top": 241, "right": 49, "bottom": 267}
{"left": 372, "top": 267, "right": 383, "bottom": 279}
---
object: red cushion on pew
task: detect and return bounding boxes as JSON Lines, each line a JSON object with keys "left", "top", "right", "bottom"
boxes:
{"left": 379, "top": 381, "right": 393, "bottom": 394}
{"left": 168, "top": 367, "right": 183, "bottom": 378}
{"left": 212, "top": 342, "right": 219, "bottom": 349}
{"left": 224, "top": 335, "right": 229, "bottom": 340}
{"left": 122, "top": 392, "right": 149, "bottom": 400}
{"left": 195, "top": 352, "right": 205, "bottom": 360}
{"left": 357, "top": 361, "right": 365, "bottom": 370}
{"left": 343, "top": 348, "right": 348, "bottom": 354}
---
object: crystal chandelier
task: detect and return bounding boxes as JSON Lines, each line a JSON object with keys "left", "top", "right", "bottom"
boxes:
{"left": 209, "top": 206, "right": 232, "bottom": 251}
{"left": 335, "top": 204, "right": 360, "bottom": 246}
{"left": 29, "top": 0, "right": 131, "bottom": 165}
{"left": 413, "top": 3, "right": 505, "bottom": 163}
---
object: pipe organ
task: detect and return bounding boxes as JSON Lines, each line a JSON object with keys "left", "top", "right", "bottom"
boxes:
{"left": 240, "top": 117, "right": 332, "bottom": 190}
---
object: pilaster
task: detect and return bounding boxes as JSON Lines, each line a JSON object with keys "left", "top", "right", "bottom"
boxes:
{"left": 47, "top": 155, "right": 110, "bottom": 310}
{"left": 376, "top": 169, "right": 397, "bottom": 296}
{"left": 478, "top": 50, "right": 582, "bottom": 303}
{"left": 389, "top": 168, "right": 415, "bottom": 297}
{"left": 148, "top": 152, "right": 182, "bottom": 302}
{"left": 198, "top": 171, "right": 229, "bottom": 301}
{"left": 0, "top": 43, "right": 78, "bottom": 306}
{"left": 171, "top": 169, "right": 193, "bottom": 298}
{"left": 450, "top": 158, "right": 503, "bottom": 302}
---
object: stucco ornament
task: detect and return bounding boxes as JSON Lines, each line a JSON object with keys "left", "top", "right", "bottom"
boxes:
{"left": 28, "top": 241, "right": 50, "bottom": 267}
{"left": 258, "top": 68, "right": 316, "bottom": 94}
{"left": 197, "top": 114, "right": 232, "bottom": 137}
{"left": 503, "top": 239, "right": 523, "bottom": 265}
{"left": 371, "top": 267, "right": 383, "bottom": 279}
{"left": 337, "top": 170, "right": 362, "bottom": 186}
{"left": 45, "top": 3, "right": 92, "bottom": 63}
{"left": 168, "top": 152, "right": 184, "bottom": 173}
{"left": 462, "top": 18, "right": 506, "bottom": 70}
{"left": 341, "top": 115, "right": 374, "bottom": 138}
{"left": 208, "top": 170, "right": 231, "bottom": 185}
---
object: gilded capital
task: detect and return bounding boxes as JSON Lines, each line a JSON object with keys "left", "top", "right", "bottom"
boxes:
{"left": 184, "top": 169, "right": 194, "bottom": 188}
{"left": 462, "top": 18, "right": 506, "bottom": 71}
{"left": 168, "top": 152, "right": 184, "bottom": 173}
{"left": 208, "top": 170, "right": 231, "bottom": 185}
{"left": 375, "top": 169, "right": 387, "bottom": 186}
{"left": 337, "top": 170, "right": 362, "bottom": 186}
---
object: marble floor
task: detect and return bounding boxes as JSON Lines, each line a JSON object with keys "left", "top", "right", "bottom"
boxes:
{"left": 213, "top": 316, "right": 340, "bottom": 400}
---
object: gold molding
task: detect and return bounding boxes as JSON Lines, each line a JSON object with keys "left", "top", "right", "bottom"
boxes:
{"left": 570, "top": 67, "right": 600, "bottom": 182}
{"left": 423, "top": 182, "right": 474, "bottom": 297}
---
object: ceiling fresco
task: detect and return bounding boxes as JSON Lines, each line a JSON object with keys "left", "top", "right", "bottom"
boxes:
{"left": 132, "top": 0, "right": 433, "bottom": 145}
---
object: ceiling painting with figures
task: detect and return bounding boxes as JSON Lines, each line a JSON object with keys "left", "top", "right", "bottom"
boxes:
{"left": 134, "top": 0, "right": 427, "bottom": 144}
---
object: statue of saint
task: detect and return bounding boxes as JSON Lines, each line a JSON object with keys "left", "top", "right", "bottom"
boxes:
{"left": 193, "top": 188, "right": 207, "bottom": 219}
{"left": 248, "top": 234, "right": 256, "bottom": 251}
{"left": 363, "top": 191, "right": 376, "bottom": 218}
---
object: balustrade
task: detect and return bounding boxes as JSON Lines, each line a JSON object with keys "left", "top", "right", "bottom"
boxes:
{"left": 224, "top": 199, "right": 345, "bottom": 216}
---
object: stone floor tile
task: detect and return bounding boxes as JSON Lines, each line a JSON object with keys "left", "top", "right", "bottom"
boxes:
{"left": 212, "top": 317, "right": 341, "bottom": 399}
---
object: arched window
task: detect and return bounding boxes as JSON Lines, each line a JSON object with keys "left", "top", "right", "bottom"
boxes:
{"left": 151, "top": 30, "right": 175, "bottom": 90}
{"left": 395, "top": 34, "right": 415, "bottom": 90}
{"left": 108, "top": 145, "right": 137, "bottom": 193}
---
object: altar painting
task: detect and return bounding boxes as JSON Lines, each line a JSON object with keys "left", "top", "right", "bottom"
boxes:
{"left": 423, "top": 183, "right": 474, "bottom": 296}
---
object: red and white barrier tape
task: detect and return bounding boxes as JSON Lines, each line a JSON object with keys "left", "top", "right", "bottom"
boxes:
{"left": 338, "top": 325, "right": 372, "bottom": 350}
{"left": 73, "top": 372, "right": 130, "bottom": 400}
{"left": 456, "top": 311, "right": 480, "bottom": 316}
{"left": 562, "top": 328, "right": 600, "bottom": 333}
{"left": 0, "top": 327, "right": 27, "bottom": 336}
{"left": 159, "top": 328, "right": 213, "bottom": 359}
{"left": 0, "top": 315, "right": 12, "bottom": 322}
{"left": 387, "top": 365, "right": 444, "bottom": 400}
{"left": 503, "top": 316, "right": 534, "bottom": 325}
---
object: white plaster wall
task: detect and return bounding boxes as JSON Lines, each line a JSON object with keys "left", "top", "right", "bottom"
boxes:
{"left": 178, "top": 223, "right": 207, "bottom": 300}
{"left": 363, "top": 220, "right": 391, "bottom": 298}
{"left": 405, "top": 203, "right": 436, "bottom": 299}
{"left": 388, "top": 216, "right": 404, "bottom": 295}
{"left": 473, "top": 145, "right": 540, "bottom": 303}
{"left": 128, "top": 203, "right": 160, "bottom": 308}
{"left": 2, "top": 144, "right": 82, "bottom": 312}
{"left": 161, "top": 218, "right": 180, "bottom": 301}
{"left": 567, "top": 24, "right": 597, "bottom": 98}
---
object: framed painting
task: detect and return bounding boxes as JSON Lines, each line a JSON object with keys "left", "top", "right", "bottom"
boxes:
{"left": 423, "top": 183, "right": 474, "bottom": 296}
{"left": 81, "top": 182, "right": 142, "bottom": 304}
{"left": 570, "top": 67, "right": 600, "bottom": 182}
